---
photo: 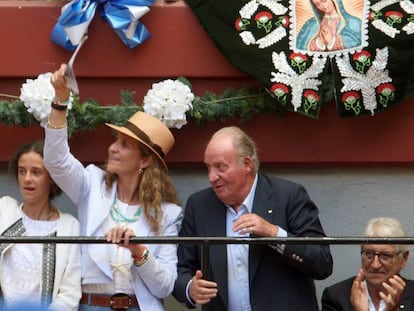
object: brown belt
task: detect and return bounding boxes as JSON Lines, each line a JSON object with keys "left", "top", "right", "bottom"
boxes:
{"left": 81, "top": 292, "right": 139, "bottom": 310}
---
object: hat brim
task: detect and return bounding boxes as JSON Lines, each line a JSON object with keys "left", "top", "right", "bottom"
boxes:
{"left": 105, "top": 123, "right": 168, "bottom": 171}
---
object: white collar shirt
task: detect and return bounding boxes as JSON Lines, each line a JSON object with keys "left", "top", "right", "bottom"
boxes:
{"left": 365, "top": 280, "right": 386, "bottom": 311}
{"left": 226, "top": 175, "right": 258, "bottom": 311}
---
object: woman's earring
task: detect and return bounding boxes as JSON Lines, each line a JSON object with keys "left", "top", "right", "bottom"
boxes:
{"left": 138, "top": 168, "right": 144, "bottom": 175}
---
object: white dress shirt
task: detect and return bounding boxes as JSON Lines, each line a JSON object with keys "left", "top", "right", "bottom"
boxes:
{"left": 366, "top": 280, "right": 386, "bottom": 311}
{"left": 225, "top": 174, "right": 256, "bottom": 311}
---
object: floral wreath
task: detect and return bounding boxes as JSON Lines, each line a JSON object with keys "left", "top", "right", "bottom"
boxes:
{"left": 0, "top": 73, "right": 286, "bottom": 136}
{"left": 186, "top": 0, "right": 414, "bottom": 118}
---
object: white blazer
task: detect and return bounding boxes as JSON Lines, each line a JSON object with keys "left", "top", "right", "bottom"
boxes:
{"left": 44, "top": 127, "right": 183, "bottom": 311}
{"left": 0, "top": 196, "right": 81, "bottom": 311}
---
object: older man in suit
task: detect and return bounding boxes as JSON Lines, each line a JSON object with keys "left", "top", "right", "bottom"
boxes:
{"left": 173, "top": 126, "right": 333, "bottom": 311}
{"left": 322, "top": 217, "right": 414, "bottom": 311}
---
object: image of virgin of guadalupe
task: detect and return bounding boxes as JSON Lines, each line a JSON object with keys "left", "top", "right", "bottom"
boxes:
{"left": 296, "top": 0, "right": 362, "bottom": 52}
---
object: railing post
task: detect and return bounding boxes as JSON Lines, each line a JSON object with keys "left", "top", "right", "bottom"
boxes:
{"left": 201, "top": 240, "right": 210, "bottom": 311}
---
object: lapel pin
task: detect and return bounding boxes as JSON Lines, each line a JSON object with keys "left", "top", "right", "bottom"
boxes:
{"left": 268, "top": 209, "right": 273, "bottom": 214}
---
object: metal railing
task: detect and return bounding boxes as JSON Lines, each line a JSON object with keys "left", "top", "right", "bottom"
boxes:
{"left": 3, "top": 236, "right": 414, "bottom": 244}
{"left": 2, "top": 236, "right": 413, "bottom": 311}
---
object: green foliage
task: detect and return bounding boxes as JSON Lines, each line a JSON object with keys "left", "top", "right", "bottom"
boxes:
{"left": 0, "top": 87, "right": 285, "bottom": 135}
{"left": 189, "top": 87, "right": 285, "bottom": 125}
{"left": 0, "top": 99, "right": 38, "bottom": 127}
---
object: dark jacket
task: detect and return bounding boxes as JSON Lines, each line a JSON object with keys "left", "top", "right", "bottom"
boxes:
{"left": 322, "top": 276, "right": 414, "bottom": 310}
{"left": 173, "top": 174, "right": 333, "bottom": 311}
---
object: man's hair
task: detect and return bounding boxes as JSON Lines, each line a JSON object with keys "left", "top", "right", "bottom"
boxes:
{"left": 364, "top": 217, "right": 408, "bottom": 252}
{"left": 211, "top": 126, "right": 260, "bottom": 174}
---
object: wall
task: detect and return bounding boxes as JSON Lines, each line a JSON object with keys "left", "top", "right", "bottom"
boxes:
{"left": 1, "top": 0, "right": 414, "bottom": 166}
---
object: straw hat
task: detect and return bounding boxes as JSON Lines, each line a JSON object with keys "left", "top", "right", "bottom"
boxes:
{"left": 106, "top": 111, "right": 175, "bottom": 170}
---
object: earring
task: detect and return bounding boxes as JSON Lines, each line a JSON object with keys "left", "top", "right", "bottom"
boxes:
{"left": 138, "top": 168, "right": 144, "bottom": 175}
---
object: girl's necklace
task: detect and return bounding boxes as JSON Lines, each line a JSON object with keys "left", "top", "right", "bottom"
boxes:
{"left": 22, "top": 205, "right": 56, "bottom": 221}
{"left": 110, "top": 193, "right": 142, "bottom": 223}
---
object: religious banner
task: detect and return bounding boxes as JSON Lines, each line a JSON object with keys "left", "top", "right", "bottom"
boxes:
{"left": 186, "top": 0, "right": 414, "bottom": 117}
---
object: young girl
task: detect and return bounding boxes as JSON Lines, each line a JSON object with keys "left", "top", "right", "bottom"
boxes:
{"left": 0, "top": 140, "right": 81, "bottom": 310}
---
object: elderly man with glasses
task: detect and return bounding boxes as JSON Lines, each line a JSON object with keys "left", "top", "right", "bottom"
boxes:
{"left": 322, "top": 217, "right": 414, "bottom": 311}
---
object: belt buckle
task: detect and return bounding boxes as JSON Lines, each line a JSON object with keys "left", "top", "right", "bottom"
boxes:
{"left": 110, "top": 293, "right": 131, "bottom": 310}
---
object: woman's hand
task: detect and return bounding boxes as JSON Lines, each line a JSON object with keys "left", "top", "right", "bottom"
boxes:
{"left": 50, "top": 63, "right": 71, "bottom": 102}
{"left": 105, "top": 226, "right": 146, "bottom": 259}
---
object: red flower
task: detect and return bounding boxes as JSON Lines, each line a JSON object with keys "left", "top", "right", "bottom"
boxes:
{"left": 254, "top": 11, "right": 273, "bottom": 23}
{"left": 385, "top": 11, "right": 403, "bottom": 19}
{"left": 368, "top": 11, "right": 375, "bottom": 20}
{"left": 270, "top": 83, "right": 289, "bottom": 96}
{"left": 304, "top": 90, "right": 319, "bottom": 102}
{"left": 377, "top": 83, "right": 395, "bottom": 95}
{"left": 235, "top": 18, "right": 243, "bottom": 31}
{"left": 342, "top": 91, "right": 360, "bottom": 103}
{"left": 289, "top": 52, "right": 308, "bottom": 63}
{"left": 352, "top": 50, "right": 371, "bottom": 62}
{"left": 282, "top": 16, "right": 290, "bottom": 27}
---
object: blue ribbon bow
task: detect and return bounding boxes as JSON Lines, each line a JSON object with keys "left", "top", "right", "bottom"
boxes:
{"left": 51, "top": 0, "right": 155, "bottom": 51}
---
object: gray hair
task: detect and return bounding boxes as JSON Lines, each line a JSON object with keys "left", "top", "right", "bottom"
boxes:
{"left": 211, "top": 126, "right": 260, "bottom": 174}
{"left": 364, "top": 217, "right": 408, "bottom": 252}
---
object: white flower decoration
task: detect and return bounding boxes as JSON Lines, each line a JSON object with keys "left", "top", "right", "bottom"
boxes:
{"left": 143, "top": 79, "right": 194, "bottom": 129}
{"left": 19, "top": 72, "right": 73, "bottom": 127}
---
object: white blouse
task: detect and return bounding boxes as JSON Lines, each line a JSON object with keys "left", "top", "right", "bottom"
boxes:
{"left": 1, "top": 215, "right": 58, "bottom": 308}
{"left": 82, "top": 199, "right": 140, "bottom": 295}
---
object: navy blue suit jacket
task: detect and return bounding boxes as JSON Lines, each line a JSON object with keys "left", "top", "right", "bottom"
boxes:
{"left": 322, "top": 276, "right": 414, "bottom": 311}
{"left": 173, "top": 174, "right": 333, "bottom": 311}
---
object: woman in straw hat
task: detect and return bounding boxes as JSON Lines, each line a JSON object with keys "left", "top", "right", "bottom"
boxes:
{"left": 43, "top": 64, "right": 183, "bottom": 311}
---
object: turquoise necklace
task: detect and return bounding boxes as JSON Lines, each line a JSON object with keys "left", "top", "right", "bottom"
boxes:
{"left": 110, "top": 193, "right": 142, "bottom": 223}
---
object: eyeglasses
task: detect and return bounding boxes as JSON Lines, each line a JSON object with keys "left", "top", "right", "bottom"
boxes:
{"left": 361, "top": 250, "right": 402, "bottom": 264}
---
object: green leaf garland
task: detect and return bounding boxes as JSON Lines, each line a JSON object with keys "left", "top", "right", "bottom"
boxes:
{"left": 0, "top": 87, "right": 285, "bottom": 135}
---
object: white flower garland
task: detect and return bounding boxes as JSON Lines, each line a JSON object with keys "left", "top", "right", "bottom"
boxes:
{"left": 20, "top": 74, "right": 194, "bottom": 129}
{"left": 19, "top": 73, "right": 73, "bottom": 127}
{"left": 143, "top": 79, "right": 194, "bottom": 129}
